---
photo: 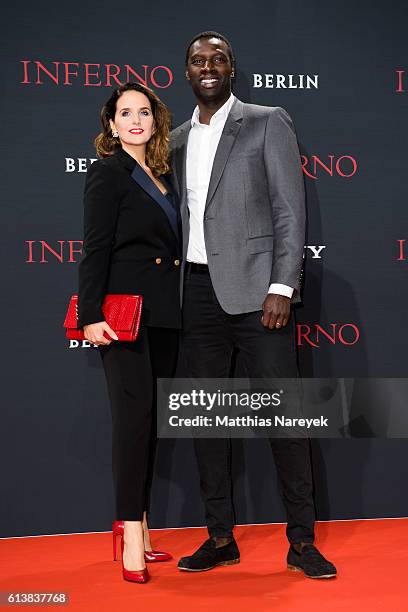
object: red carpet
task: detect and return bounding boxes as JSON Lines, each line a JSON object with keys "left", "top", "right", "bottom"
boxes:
{"left": 1, "top": 519, "right": 407, "bottom": 611}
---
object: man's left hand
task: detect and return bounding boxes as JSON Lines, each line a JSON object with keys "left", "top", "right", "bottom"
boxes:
{"left": 262, "top": 294, "right": 291, "bottom": 329}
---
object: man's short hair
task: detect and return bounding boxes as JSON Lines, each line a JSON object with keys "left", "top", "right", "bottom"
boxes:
{"left": 185, "top": 31, "right": 235, "bottom": 70}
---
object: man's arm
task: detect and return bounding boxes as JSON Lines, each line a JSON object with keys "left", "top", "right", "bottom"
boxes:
{"left": 262, "top": 107, "right": 305, "bottom": 328}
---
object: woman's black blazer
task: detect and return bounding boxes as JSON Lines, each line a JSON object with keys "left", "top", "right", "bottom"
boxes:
{"left": 77, "top": 148, "right": 182, "bottom": 329}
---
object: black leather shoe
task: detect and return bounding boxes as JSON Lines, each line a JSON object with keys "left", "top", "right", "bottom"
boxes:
{"left": 178, "top": 538, "right": 240, "bottom": 572}
{"left": 287, "top": 544, "right": 337, "bottom": 578}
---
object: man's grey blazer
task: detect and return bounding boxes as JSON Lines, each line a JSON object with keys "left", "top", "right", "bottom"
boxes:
{"left": 170, "top": 97, "right": 306, "bottom": 314}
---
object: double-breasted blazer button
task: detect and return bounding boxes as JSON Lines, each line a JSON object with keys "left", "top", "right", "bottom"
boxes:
{"left": 174, "top": 259, "right": 180, "bottom": 266}
{"left": 155, "top": 257, "right": 162, "bottom": 264}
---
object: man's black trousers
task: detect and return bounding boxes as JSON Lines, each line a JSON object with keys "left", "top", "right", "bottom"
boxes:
{"left": 182, "top": 265, "right": 315, "bottom": 544}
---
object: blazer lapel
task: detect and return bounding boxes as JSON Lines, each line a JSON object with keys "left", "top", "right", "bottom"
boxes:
{"left": 130, "top": 162, "right": 180, "bottom": 241}
{"left": 174, "top": 123, "right": 190, "bottom": 217}
{"left": 205, "top": 99, "right": 244, "bottom": 211}
{"left": 173, "top": 124, "right": 191, "bottom": 258}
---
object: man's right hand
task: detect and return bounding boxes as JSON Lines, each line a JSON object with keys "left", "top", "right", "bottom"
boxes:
{"left": 83, "top": 321, "right": 119, "bottom": 346}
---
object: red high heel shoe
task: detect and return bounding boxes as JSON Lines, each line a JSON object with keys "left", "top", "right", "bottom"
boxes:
{"left": 113, "top": 521, "right": 172, "bottom": 563}
{"left": 120, "top": 536, "right": 149, "bottom": 584}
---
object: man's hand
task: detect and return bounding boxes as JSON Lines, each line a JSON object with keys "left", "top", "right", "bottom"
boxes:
{"left": 261, "top": 294, "right": 291, "bottom": 329}
{"left": 83, "top": 321, "right": 119, "bottom": 346}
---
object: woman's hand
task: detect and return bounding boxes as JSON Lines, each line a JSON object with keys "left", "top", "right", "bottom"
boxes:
{"left": 83, "top": 321, "right": 119, "bottom": 346}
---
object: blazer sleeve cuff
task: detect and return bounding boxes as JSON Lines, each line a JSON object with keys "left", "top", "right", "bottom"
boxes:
{"left": 77, "top": 304, "right": 105, "bottom": 329}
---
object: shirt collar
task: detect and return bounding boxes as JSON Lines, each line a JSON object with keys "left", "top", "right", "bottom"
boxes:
{"left": 190, "top": 93, "right": 236, "bottom": 127}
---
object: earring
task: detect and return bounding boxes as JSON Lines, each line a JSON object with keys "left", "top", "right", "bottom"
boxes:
{"left": 112, "top": 130, "right": 119, "bottom": 138}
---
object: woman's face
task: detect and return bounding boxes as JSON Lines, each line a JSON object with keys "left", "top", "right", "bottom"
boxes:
{"left": 109, "top": 90, "right": 155, "bottom": 148}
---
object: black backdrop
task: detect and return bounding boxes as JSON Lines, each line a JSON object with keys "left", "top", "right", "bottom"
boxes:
{"left": 2, "top": 0, "right": 408, "bottom": 537}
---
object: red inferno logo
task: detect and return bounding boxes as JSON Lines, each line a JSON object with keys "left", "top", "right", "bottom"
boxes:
{"left": 297, "top": 323, "right": 360, "bottom": 347}
{"left": 25, "top": 241, "right": 83, "bottom": 263}
{"left": 301, "top": 155, "right": 357, "bottom": 179}
{"left": 397, "top": 239, "right": 406, "bottom": 260}
{"left": 20, "top": 60, "right": 173, "bottom": 88}
{"left": 395, "top": 70, "right": 405, "bottom": 92}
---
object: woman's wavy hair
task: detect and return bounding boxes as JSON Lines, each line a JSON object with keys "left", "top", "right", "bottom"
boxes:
{"left": 95, "top": 82, "right": 170, "bottom": 176}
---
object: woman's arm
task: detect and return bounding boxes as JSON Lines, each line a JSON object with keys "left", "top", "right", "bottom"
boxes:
{"left": 77, "top": 159, "right": 120, "bottom": 328}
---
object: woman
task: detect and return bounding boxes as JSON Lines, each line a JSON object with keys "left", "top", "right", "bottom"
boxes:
{"left": 77, "top": 82, "right": 181, "bottom": 583}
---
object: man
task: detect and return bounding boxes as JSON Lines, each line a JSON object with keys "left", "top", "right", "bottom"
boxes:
{"left": 170, "top": 31, "right": 336, "bottom": 579}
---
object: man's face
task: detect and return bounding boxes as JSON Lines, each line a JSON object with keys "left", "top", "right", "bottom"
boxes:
{"left": 185, "top": 37, "right": 233, "bottom": 102}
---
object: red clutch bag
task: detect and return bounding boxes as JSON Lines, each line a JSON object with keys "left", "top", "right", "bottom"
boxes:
{"left": 63, "top": 294, "right": 143, "bottom": 341}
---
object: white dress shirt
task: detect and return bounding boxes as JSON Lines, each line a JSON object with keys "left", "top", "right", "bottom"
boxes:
{"left": 186, "top": 93, "right": 293, "bottom": 298}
